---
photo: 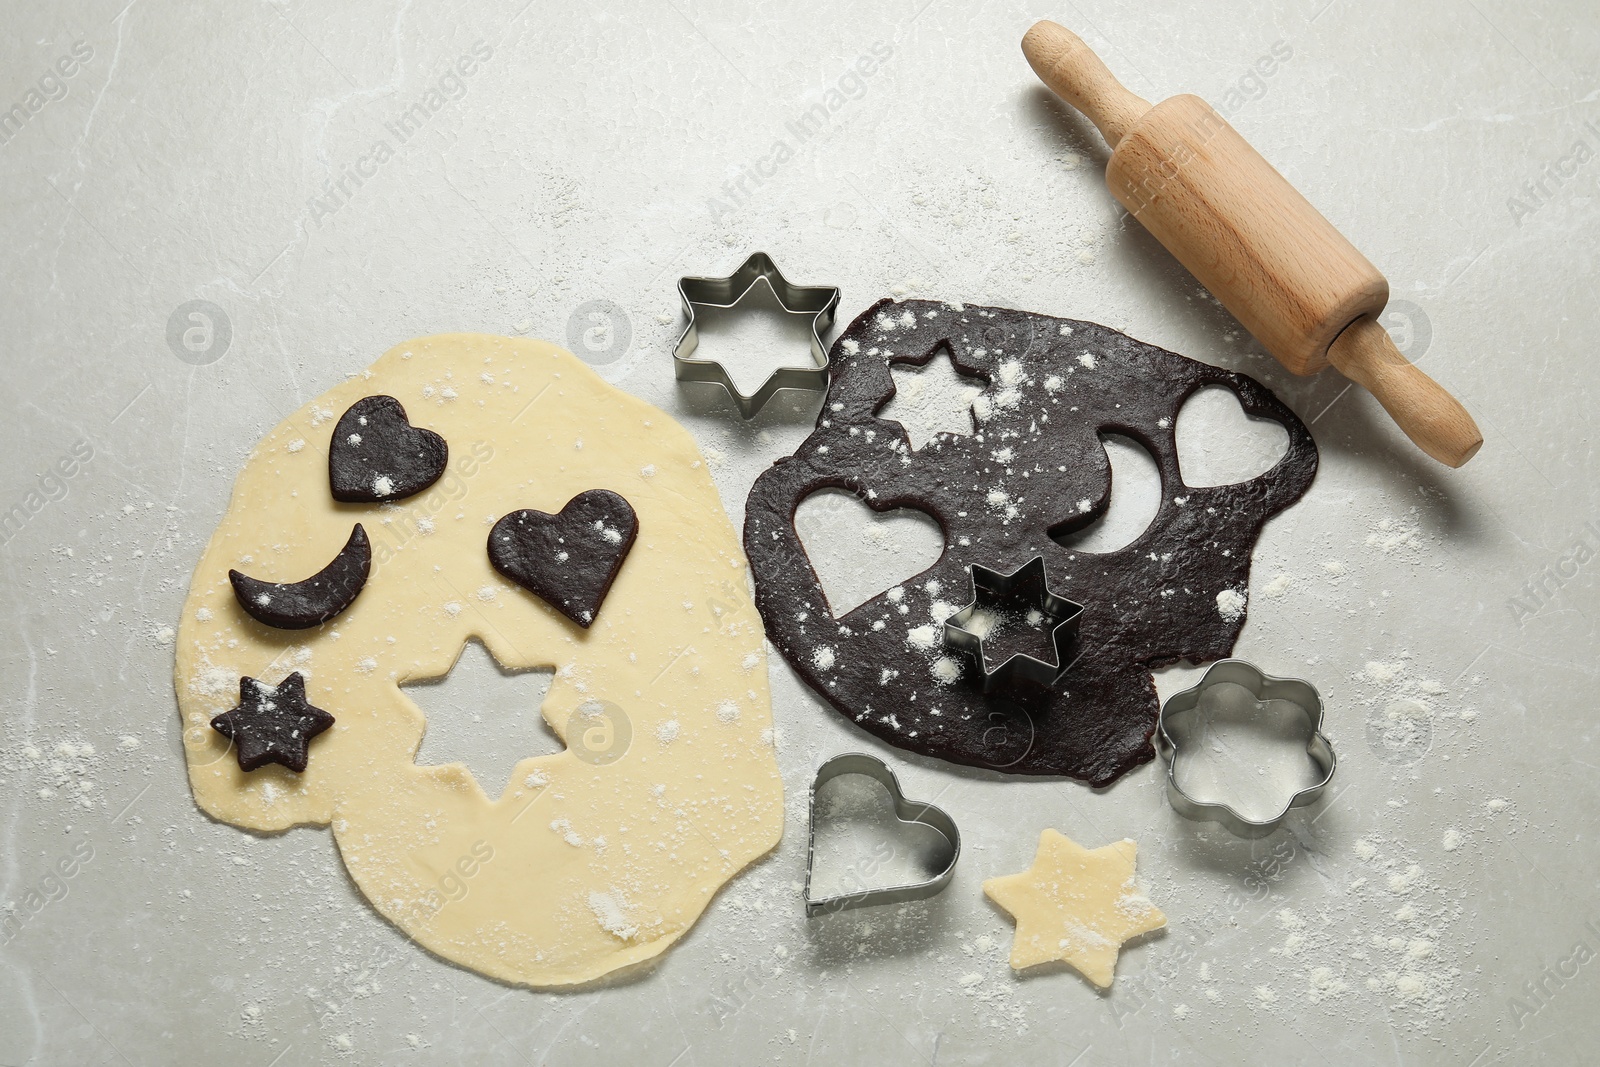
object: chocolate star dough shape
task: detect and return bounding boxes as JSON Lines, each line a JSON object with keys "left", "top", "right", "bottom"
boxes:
{"left": 210, "top": 672, "right": 335, "bottom": 773}
{"left": 743, "top": 299, "right": 1318, "bottom": 785}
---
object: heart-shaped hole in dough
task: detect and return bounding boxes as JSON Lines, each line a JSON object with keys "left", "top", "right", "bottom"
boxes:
{"left": 1175, "top": 385, "right": 1289, "bottom": 487}
{"left": 808, "top": 772, "right": 954, "bottom": 901}
{"left": 795, "top": 488, "right": 944, "bottom": 617}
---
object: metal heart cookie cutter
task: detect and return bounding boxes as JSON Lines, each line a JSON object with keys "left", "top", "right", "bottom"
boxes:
{"left": 673, "top": 251, "right": 840, "bottom": 418}
{"left": 943, "top": 555, "right": 1084, "bottom": 692}
{"left": 1156, "top": 658, "right": 1337, "bottom": 838}
{"left": 804, "top": 753, "right": 961, "bottom": 917}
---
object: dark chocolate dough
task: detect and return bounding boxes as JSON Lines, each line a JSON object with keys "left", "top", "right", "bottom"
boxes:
{"left": 488, "top": 490, "right": 639, "bottom": 628}
{"left": 328, "top": 395, "right": 448, "bottom": 503}
{"left": 743, "top": 299, "right": 1318, "bottom": 785}
{"left": 211, "top": 672, "right": 335, "bottom": 773}
{"left": 228, "top": 524, "right": 371, "bottom": 629}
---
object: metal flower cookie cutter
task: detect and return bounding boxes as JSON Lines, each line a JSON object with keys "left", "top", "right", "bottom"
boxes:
{"left": 1156, "top": 659, "right": 1337, "bottom": 838}
{"left": 803, "top": 753, "right": 961, "bottom": 917}
{"left": 673, "top": 251, "right": 840, "bottom": 418}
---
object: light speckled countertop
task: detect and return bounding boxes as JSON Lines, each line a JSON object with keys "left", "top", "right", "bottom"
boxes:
{"left": 2, "top": 0, "right": 1597, "bottom": 1063}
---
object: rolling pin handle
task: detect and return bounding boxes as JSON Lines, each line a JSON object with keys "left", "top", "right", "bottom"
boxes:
{"left": 1326, "top": 316, "right": 1484, "bottom": 468}
{"left": 1022, "top": 20, "right": 1151, "bottom": 147}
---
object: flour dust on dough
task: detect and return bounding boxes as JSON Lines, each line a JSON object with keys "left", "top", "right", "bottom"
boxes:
{"left": 175, "top": 334, "right": 782, "bottom": 987}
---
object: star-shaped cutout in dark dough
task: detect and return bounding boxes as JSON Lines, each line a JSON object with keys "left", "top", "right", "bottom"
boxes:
{"left": 210, "top": 672, "right": 335, "bottom": 773}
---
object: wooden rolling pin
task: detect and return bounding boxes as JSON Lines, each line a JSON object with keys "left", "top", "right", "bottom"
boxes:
{"left": 1022, "top": 20, "right": 1482, "bottom": 467}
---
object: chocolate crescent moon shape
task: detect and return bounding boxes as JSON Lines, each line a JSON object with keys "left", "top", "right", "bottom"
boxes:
{"left": 228, "top": 524, "right": 372, "bottom": 629}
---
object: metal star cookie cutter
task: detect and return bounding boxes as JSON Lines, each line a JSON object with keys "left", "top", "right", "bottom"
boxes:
{"left": 943, "top": 555, "right": 1084, "bottom": 692}
{"left": 1157, "top": 659, "right": 1338, "bottom": 838}
{"left": 804, "top": 753, "right": 961, "bottom": 917}
{"left": 673, "top": 251, "right": 840, "bottom": 418}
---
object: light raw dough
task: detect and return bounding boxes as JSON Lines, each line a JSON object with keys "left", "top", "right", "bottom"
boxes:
{"left": 175, "top": 334, "right": 783, "bottom": 987}
{"left": 983, "top": 829, "right": 1165, "bottom": 988}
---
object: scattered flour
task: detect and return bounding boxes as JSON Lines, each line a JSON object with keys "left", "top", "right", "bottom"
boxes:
{"left": 588, "top": 890, "right": 639, "bottom": 940}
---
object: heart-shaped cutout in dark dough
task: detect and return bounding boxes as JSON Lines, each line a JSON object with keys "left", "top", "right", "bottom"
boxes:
{"left": 488, "top": 490, "right": 639, "bottom": 628}
{"left": 795, "top": 489, "right": 944, "bottom": 617}
{"left": 328, "top": 395, "right": 449, "bottom": 503}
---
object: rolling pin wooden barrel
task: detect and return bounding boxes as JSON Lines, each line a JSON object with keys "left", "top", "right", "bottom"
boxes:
{"left": 1022, "top": 20, "right": 1483, "bottom": 467}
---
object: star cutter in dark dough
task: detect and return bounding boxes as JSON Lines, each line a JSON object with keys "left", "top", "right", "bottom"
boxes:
{"left": 943, "top": 556, "right": 1084, "bottom": 693}
{"left": 673, "top": 251, "right": 840, "bottom": 418}
{"left": 1156, "top": 659, "right": 1337, "bottom": 838}
{"left": 210, "top": 672, "right": 335, "bottom": 773}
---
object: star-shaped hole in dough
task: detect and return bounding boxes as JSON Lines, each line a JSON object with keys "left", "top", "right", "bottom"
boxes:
{"left": 404, "top": 638, "right": 559, "bottom": 797}
{"left": 983, "top": 829, "right": 1165, "bottom": 988}
{"left": 880, "top": 345, "right": 986, "bottom": 450}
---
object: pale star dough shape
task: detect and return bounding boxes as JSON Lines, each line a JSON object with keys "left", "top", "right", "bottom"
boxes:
{"left": 175, "top": 334, "right": 782, "bottom": 988}
{"left": 983, "top": 829, "right": 1165, "bottom": 988}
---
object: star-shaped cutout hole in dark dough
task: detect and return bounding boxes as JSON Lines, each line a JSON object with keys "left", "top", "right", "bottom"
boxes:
{"left": 210, "top": 672, "right": 335, "bottom": 773}
{"left": 879, "top": 345, "right": 987, "bottom": 450}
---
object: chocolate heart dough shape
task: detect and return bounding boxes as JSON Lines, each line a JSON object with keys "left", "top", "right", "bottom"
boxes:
{"left": 489, "top": 489, "right": 640, "bottom": 628}
{"left": 328, "top": 395, "right": 448, "bottom": 502}
{"left": 743, "top": 299, "right": 1318, "bottom": 786}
